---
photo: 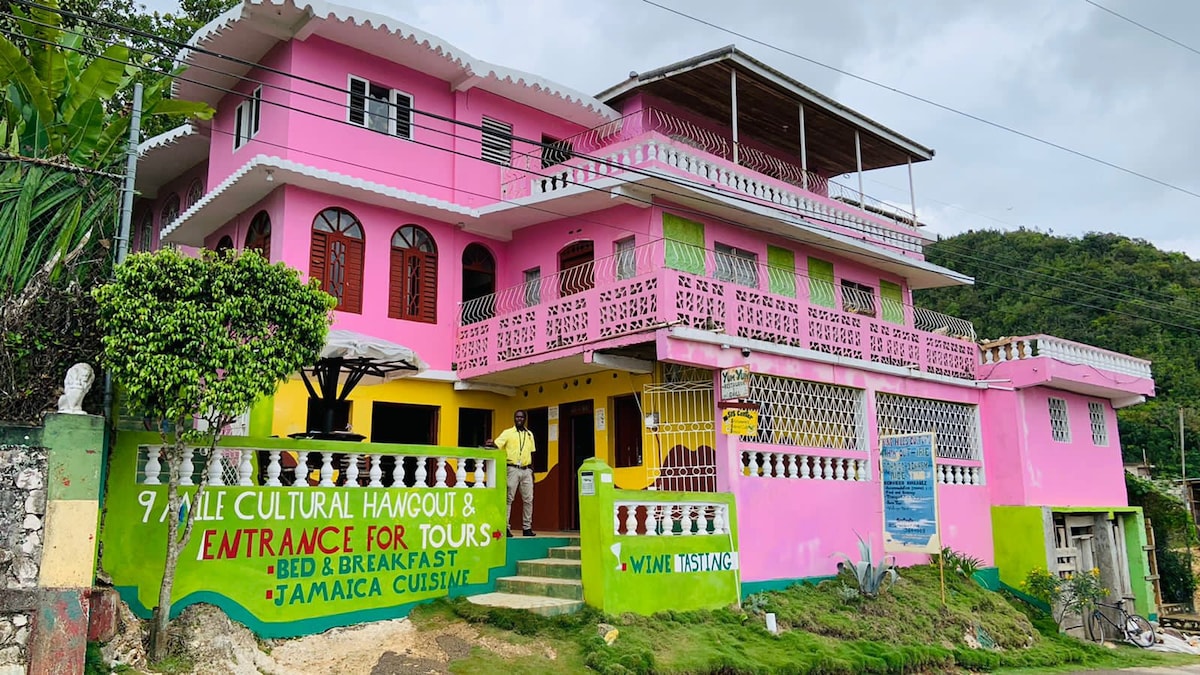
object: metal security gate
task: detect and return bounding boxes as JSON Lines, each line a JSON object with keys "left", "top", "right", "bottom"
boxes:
{"left": 642, "top": 374, "right": 716, "bottom": 492}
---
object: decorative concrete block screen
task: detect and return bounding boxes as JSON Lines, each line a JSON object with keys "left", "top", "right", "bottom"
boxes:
{"left": 578, "top": 458, "right": 739, "bottom": 615}
{"left": 102, "top": 432, "right": 507, "bottom": 638}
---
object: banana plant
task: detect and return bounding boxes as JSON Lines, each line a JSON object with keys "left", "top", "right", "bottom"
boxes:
{"left": 836, "top": 533, "right": 899, "bottom": 597}
{"left": 0, "top": 0, "right": 214, "bottom": 301}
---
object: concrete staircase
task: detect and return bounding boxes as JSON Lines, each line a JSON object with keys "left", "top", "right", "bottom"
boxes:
{"left": 467, "top": 537, "right": 584, "bottom": 617}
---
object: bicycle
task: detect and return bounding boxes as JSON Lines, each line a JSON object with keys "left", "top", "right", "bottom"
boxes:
{"left": 1084, "top": 598, "right": 1156, "bottom": 648}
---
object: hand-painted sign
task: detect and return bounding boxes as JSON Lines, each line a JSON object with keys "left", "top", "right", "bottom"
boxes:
{"left": 720, "top": 366, "right": 751, "bottom": 401}
{"left": 101, "top": 433, "right": 506, "bottom": 638}
{"left": 880, "top": 433, "right": 940, "bottom": 554}
{"left": 720, "top": 407, "right": 759, "bottom": 436}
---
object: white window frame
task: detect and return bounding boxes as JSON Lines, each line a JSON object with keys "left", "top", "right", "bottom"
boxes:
{"left": 1048, "top": 397, "right": 1071, "bottom": 443}
{"left": 1088, "top": 401, "right": 1109, "bottom": 446}
{"left": 233, "top": 86, "right": 262, "bottom": 151}
{"left": 347, "top": 75, "right": 413, "bottom": 140}
{"left": 714, "top": 242, "right": 758, "bottom": 288}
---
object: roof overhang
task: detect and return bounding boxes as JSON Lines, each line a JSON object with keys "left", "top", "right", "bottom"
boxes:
{"left": 161, "top": 155, "right": 473, "bottom": 246}
{"left": 176, "top": 0, "right": 618, "bottom": 127}
{"left": 598, "top": 46, "right": 933, "bottom": 174}
{"left": 136, "top": 124, "right": 211, "bottom": 198}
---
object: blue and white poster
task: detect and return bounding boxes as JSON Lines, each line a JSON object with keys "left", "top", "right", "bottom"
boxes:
{"left": 880, "top": 433, "right": 940, "bottom": 554}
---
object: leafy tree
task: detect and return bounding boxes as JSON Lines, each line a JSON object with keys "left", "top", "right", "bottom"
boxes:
{"left": 0, "top": 0, "right": 213, "bottom": 421}
{"left": 93, "top": 248, "right": 335, "bottom": 660}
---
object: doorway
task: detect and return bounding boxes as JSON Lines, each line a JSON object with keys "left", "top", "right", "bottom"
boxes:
{"left": 558, "top": 400, "right": 595, "bottom": 530}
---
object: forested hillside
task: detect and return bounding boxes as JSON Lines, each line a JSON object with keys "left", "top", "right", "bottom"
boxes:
{"left": 918, "top": 229, "right": 1200, "bottom": 476}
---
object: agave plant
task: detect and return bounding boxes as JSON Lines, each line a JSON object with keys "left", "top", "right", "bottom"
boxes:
{"left": 836, "top": 533, "right": 898, "bottom": 597}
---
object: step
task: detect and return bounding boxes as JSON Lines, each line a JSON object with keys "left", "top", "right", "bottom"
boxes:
{"left": 517, "top": 558, "right": 582, "bottom": 580}
{"left": 549, "top": 546, "right": 581, "bottom": 560}
{"left": 466, "top": 592, "right": 583, "bottom": 617}
{"left": 496, "top": 575, "right": 584, "bottom": 601}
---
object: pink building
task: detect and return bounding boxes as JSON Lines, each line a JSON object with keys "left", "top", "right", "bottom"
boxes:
{"left": 135, "top": 0, "right": 1158, "bottom": 617}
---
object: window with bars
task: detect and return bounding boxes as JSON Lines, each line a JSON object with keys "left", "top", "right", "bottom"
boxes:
{"left": 310, "top": 207, "right": 365, "bottom": 313}
{"left": 389, "top": 225, "right": 438, "bottom": 323}
{"left": 481, "top": 117, "right": 513, "bottom": 166}
{"left": 160, "top": 193, "right": 180, "bottom": 230}
{"left": 523, "top": 268, "right": 541, "bottom": 307}
{"left": 1048, "top": 397, "right": 1071, "bottom": 442}
{"left": 234, "top": 86, "right": 261, "bottom": 150}
{"left": 841, "top": 280, "right": 876, "bottom": 316}
{"left": 714, "top": 243, "right": 758, "bottom": 288}
{"left": 348, "top": 76, "right": 412, "bottom": 139}
{"left": 541, "top": 134, "right": 573, "bottom": 168}
{"left": 876, "top": 393, "right": 982, "bottom": 461}
{"left": 741, "top": 374, "right": 866, "bottom": 451}
{"left": 185, "top": 179, "right": 204, "bottom": 208}
{"left": 615, "top": 237, "right": 636, "bottom": 280}
{"left": 1088, "top": 401, "right": 1108, "bottom": 446}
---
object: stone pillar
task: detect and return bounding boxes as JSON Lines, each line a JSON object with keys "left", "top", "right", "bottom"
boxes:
{"left": 27, "top": 413, "right": 106, "bottom": 675}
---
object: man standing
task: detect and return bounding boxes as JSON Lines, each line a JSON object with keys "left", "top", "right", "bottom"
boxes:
{"left": 491, "top": 410, "right": 536, "bottom": 537}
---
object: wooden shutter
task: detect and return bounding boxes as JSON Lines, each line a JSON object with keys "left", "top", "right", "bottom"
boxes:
{"left": 662, "top": 213, "right": 705, "bottom": 275}
{"left": 343, "top": 238, "right": 364, "bottom": 314}
{"left": 880, "top": 280, "right": 904, "bottom": 324}
{"left": 767, "top": 245, "right": 796, "bottom": 297}
{"left": 807, "top": 257, "right": 835, "bottom": 308}
{"left": 310, "top": 230, "right": 329, "bottom": 295}
{"left": 388, "top": 248, "right": 406, "bottom": 319}
{"left": 420, "top": 250, "right": 437, "bottom": 323}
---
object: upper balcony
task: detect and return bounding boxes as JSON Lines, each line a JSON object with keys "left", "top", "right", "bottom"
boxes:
{"left": 453, "top": 239, "right": 979, "bottom": 385}
{"left": 499, "top": 107, "right": 930, "bottom": 259}
{"left": 980, "top": 336, "right": 1154, "bottom": 406}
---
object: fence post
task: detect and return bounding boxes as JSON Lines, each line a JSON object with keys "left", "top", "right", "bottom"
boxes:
{"left": 578, "top": 458, "right": 616, "bottom": 612}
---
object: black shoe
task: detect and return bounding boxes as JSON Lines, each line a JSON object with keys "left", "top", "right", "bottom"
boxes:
{"left": 523, "top": 529, "right": 536, "bottom": 537}
{"left": 507, "top": 529, "right": 513, "bottom": 538}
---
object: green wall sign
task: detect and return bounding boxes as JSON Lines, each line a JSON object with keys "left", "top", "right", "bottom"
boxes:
{"left": 102, "top": 433, "right": 506, "bottom": 637}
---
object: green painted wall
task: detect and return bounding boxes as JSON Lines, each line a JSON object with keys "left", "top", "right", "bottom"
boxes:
{"left": 766, "top": 245, "right": 796, "bottom": 298}
{"left": 43, "top": 413, "right": 106, "bottom": 501}
{"left": 880, "top": 280, "right": 904, "bottom": 324}
{"left": 578, "top": 458, "right": 739, "bottom": 615}
{"left": 0, "top": 424, "right": 42, "bottom": 446}
{"left": 248, "top": 396, "right": 275, "bottom": 438}
{"left": 1119, "top": 509, "right": 1155, "bottom": 619}
{"left": 662, "top": 213, "right": 706, "bottom": 276}
{"left": 991, "top": 505, "right": 1049, "bottom": 590}
{"left": 102, "top": 431, "right": 508, "bottom": 638}
{"left": 807, "top": 257, "right": 835, "bottom": 307}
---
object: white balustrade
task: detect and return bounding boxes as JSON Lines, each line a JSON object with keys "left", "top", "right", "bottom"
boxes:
{"left": 435, "top": 457, "right": 448, "bottom": 488}
{"left": 345, "top": 453, "right": 360, "bottom": 488}
{"left": 206, "top": 451, "right": 223, "bottom": 486}
{"left": 979, "top": 335, "right": 1151, "bottom": 379}
{"left": 265, "top": 451, "right": 282, "bottom": 487}
{"left": 295, "top": 451, "right": 310, "bottom": 487}
{"left": 238, "top": 449, "right": 254, "bottom": 486}
{"left": 415, "top": 457, "right": 428, "bottom": 487}
{"left": 178, "top": 448, "right": 194, "bottom": 486}
{"left": 143, "top": 447, "right": 162, "bottom": 485}
{"left": 614, "top": 501, "right": 731, "bottom": 537}
{"left": 936, "top": 464, "right": 984, "bottom": 486}
{"left": 473, "top": 459, "right": 485, "bottom": 488}
{"left": 369, "top": 454, "right": 384, "bottom": 487}
{"left": 741, "top": 451, "right": 871, "bottom": 483}
{"left": 455, "top": 459, "right": 466, "bottom": 488}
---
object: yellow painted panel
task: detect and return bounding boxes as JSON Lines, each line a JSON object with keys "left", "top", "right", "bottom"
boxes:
{"left": 40, "top": 499, "right": 99, "bottom": 587}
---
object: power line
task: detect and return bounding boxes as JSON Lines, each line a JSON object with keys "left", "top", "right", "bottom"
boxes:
{"left": 640, "top": 0, "right": 1200, "bottom": 202}
{"left": 9, "top": 15, "right": 1200, "bottom": 336}
{"left": 1085, "top": 0, "right": 1200, "bottom": 59}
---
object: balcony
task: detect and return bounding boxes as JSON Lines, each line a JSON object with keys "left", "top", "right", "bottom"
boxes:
{"left": 980, "top": 336, "right": 1154, "bottom": 403}
{"left": 499, "top": 108, "right": 928, "bottom": 257}
{"left": 454, "top": 240, "right": 977, "bottom": 383}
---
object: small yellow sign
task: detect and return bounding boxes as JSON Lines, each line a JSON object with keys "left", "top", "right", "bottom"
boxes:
{"left": 721, "top": 408, "right": 759, "bottom": 436}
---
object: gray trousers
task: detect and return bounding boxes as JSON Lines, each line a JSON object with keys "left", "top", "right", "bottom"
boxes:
{"left": 506, "top": 465, "right": 534, "bottom": 530}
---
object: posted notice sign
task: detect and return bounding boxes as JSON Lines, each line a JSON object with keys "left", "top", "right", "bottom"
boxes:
{"left": 880, "top": 433, "right": 940, "bottom": 554}
{"left": 720, "top": 366, "right": 751, "bottom": 401}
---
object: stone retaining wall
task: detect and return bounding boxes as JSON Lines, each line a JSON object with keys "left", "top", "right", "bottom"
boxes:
{"left": 0, "top": 442, "right": 48, "bottom": 670}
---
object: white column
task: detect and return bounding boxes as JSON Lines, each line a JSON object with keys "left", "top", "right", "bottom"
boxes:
{"left": 907, "top": 156, "right": 917, "bottom": 223}
{"left": 799, "top": 104, "right": 808, "bottom": 190}
{"left": 854, "top": 129, "right": 864, "bottom": 206}
{"left": 731, "top": 67, "right": 739, "bottom": 165}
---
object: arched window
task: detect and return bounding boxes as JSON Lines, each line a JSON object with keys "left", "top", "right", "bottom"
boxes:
{"left": 461, "top": 243, "right": 495, "bottom": 323}
{"left": 185, "top": 179, "right": 204, "bottom": 208}
{"left": 160, "top": 193, "right": 180, "bottom": 231}
{"left": 215, "top": 235, "right": 234, "bottom": 253}
{"left": 310, "top": 207, "right": 365, "bottom": 313}
{"left": 136, "top": 210, "right": 154, "bottom": 252}
{"left": 245, "top": 210, "right": 271, "bottom": 259}
{"left": 558, "top": 240, "right": 594, "bottom": 297}
{"left": 388, "top": 224, "right": 437, "bottom": 323}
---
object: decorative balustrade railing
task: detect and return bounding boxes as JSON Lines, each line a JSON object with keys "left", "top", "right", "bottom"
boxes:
{"left": 741, "top": 449, "right": 871, "bottom": 482}
{"left": 935, "top": 464, "right": 984, "bottom": 486}
{"left": 613, "top": 500, "right": 730, "bottom": 536}
{"left": 137, "top": 445, "right": 500, "bottom": 489}
{"left": 455, "top": 239, "right": 978, "bottom": 380}
{"left": 980, "top": 335, "right": 1151, "bottom": 379}
{"left": 499, "top": 108, "right": 925, "bottom": 243}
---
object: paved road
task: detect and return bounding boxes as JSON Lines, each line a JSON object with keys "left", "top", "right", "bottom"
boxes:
{"left": 1076, "top": 667, "right": 1200, "bottom": 674}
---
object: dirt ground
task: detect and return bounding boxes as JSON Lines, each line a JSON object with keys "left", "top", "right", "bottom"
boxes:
{"left": 103, "top": 603, "right": 551, "bottom": 675}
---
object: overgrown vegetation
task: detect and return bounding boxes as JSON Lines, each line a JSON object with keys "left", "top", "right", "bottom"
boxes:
{"left": 417, "top": 563, "right": 1194, "bottom": 674}
{"left": 1126, "top": 473, "right": 1198, "bottom": 605}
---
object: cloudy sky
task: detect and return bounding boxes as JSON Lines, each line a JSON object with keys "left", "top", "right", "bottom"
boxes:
{"left": 146, "top": 0, "right": 1200, "bottom": 257}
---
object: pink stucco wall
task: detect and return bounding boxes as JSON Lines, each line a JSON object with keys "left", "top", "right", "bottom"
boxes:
{"left": 207, "top": 42, "right": 294, "bottom": 185}
{"left": 1017, "top": 389, "right": 1128, "bottom": 508}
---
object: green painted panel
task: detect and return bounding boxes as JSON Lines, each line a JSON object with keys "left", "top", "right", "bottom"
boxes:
{"left": 43, "top": 413, "right": 106, "bottom": 501}
{"left": 1120, "top": 509, "right": 1155, "bottom": 618}
{"left": 991, "top": 505, "right": 1049, "bottom": 590}
{"left": 807, "top": 257, "right": 835, "bottom": 308}
{"left": 578, "top": 458, "right": 739, "bottom": 615}
{"left": 102, "top": 431, "right": 508, "bottom": 637}
{"left": 767, "top": 246, "right": 796, "bottom": 298}
{"left": 880, "top": 280, "right": 904, "bottom": 324}
{"left": 0, "top": 424, "right": 42, "bottom": 446}
{"left": 972, "top": 567, "right": 1001, "bottom": 591}
{"left": 662, "top": 213, "right": 705, "bottom": 275}
{"left": 249, "top": 396, "right": 275, "bottom": 438}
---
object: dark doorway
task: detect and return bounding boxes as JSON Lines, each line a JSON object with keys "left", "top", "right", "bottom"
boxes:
{"left": 514, "top": 407, "right": 551, "bottom": 533}
{"left": 461, "top": 244, "right": 495, "bottom": 322}
{"left": 612, "top": 394, "right": 643, "bottom": 468}
{"left": 306, "top": 399, "right": 351, "bottom": 434}
{"left": 558, "top": 400, "right": 594, "bottom": 531}
{"left": 371, "top": 402, "right": 438, "bottom": 444}
{"left": 558, "top": 240, "right": 594, "bottom": 297}
{"left": 457, "top": 408, "right": 493, "bottom": 448}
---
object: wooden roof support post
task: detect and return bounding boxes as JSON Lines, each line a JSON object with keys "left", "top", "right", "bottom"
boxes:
{"left": 855, "top": 129, "right": 864, "bottom": 206}
{"left": 799, "top": 103, "right": 808, "bottom": 190}
{"left": 731, "top": 66, "right": 739, "bottom": 165}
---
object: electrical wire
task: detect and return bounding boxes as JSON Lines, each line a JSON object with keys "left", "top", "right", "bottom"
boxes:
{"left": 1084, "top": 0, "right": 1200, "bottom": 59}
{"left": 6, "top": 14, "right": 1200, "bottom": 336}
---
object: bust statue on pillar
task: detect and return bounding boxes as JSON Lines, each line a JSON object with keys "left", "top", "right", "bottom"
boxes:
{"left": 57, "top": 363, "right": 95, "bottom": 415}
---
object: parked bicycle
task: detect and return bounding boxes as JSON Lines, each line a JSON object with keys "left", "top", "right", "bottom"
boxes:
{"left": 1084, "top": 598, "right": 1156, "bottom": 648}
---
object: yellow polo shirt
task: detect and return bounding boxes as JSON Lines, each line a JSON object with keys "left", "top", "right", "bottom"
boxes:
{"left": 495, "top": 426, "right": 535, "bottom": 467}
